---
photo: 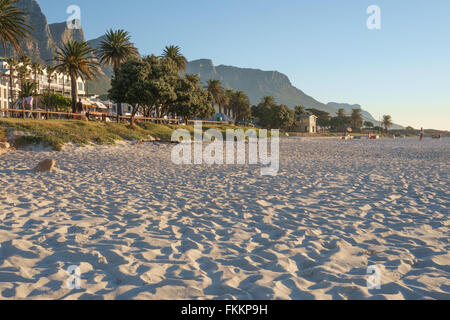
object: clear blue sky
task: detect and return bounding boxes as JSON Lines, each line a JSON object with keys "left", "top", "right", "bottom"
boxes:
{"left": 38, "top": 0, "right": 450, "bottom": 130}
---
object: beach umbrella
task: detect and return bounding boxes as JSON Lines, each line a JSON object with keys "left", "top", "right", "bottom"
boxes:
{"left": 93, "top": 101, "right": 108, "bottom": 110}
{"left": 80, "top": 98, "right": 92, "bottom": 105}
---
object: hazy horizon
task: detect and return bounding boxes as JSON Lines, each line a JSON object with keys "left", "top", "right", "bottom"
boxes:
{"left": 38, "top": 0, "right": 450, "bottom": 130}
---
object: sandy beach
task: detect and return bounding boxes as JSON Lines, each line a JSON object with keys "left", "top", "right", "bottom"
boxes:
{"left": 0, "top": 138, "right": 448, "bottom": 300}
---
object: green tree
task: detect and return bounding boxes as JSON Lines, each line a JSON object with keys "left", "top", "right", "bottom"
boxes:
{"left": 16, "top": 54, "right": 31, "bottom": 88}
{"left": 45, "top": 65, "right": 57, "bottom": 94}
{"left": 19, "top": 80, "right": 35, "bottom": 117}
{"left": 205, "top": 79, "right": 225, "bottom": 115}
{"left": 109, "top": 58, "right": 148, "bottom": 125}
{"left": 5, "top": 57, "right": 17, "bottom": 107}
{"left": 228, "top": 91, "right": 251, "bottom": 125}
{"left": 272, "top": 104, "right": 294, "bottom": 131}
{"left": 382, "top": 115, "right": 393, "bottom": 133}
{"left": 41, "top": 92, "right": 71, "bottom": 112}
{"left": 19, "top": 80, "right": 35, "bottom": 98}
{"left": 331, "top": 108, "right": 350, "bottom": 132}
{"left": 98, "top": 29, "right": 139, "bottom": 120}
{"left": 0, "top": 0, "right": 33, "bottom": 53}
{"left": 161, "top": 45, "right": 188, "bottom": 73}
{"left": 337, "top": 108, "right": 346, "bottom": 118}
{"left": 294, "top": 105, "right": 309, "bottom": 118}
{"left": 364, "top": 121, "right": 374, "bottom": 129}
{"left": 307, "top": 108, "right": 331, "bottom": 128}
{"left": 252, "top": 96, "right": 294, "bottom": 130}
{"left": 54, "top": 40, "right": 99, "bottom": 113}
{"left": 142, "top": 54, "right": 178, "bottom": 118}
{"left": 350, "top": 108, "right": 363, "bottom": 131}
{"left": 31, "top": 62, "right": 43, "bottom": 109}
{"left": 252, "top": 96, "right": 276, "bottom": 128}
{"left": 221, "top": 89, "right": 233, "bottom": 118}
{"left": 172, "top": 74, "right": 214, "bottom": 124}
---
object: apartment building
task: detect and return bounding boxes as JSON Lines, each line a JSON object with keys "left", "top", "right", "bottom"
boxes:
{"left": 0, "top": 59, "right": 86, "bottom": 109}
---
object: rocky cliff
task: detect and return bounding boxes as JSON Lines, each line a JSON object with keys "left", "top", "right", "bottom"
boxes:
{"left": 49, "top": 21, "right": 85, "bottom": 48}
{"left": 186, "top": 59, "right": 386, "bottom": 124}
{"left": 0, "top": 0, "right": 56, "bottom": 63}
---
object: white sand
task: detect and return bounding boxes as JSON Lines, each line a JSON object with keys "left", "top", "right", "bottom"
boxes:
{"left": 0, "top": 138, "right": 448, "bottom": 300}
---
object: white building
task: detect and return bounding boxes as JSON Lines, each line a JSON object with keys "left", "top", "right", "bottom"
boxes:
{"left": 0, "top": 59, "right": 86, "bottom": 109}
{"left": 212, "top": 103, "right": 234, "bottom": 121}
{"left": 298, "top": 115, "right": 318, "bottom": 133}
{"left": 0, "top": 76, "right": 8, "bottom": 109}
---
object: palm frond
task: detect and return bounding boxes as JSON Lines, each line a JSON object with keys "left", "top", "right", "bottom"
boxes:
{"left": 0, "top": 0, "right": 33, "bottom": 53}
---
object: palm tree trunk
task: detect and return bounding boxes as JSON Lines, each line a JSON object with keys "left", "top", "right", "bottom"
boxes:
{"left": 113, "top": 65, "right": 123, "bottom": 123}
{"left": 34, "top": 70, "right": 37, "bottom": 110}
{"left": 47, "top": 81, "right": 51, "bottom": 112}
{"left": 70, "top": 74, "right": 78, "bottom": 114}
{"left": 131, "top": 106, "right": 139, "bottom": 127}
{"left": 9, "top": 72, "right": 14, "bottom": 110}
{"left": 22, "top": 98, "right": 25, "bottom": 118}
{"left": 117, "top": 102, "right": 122, "bottom": 123}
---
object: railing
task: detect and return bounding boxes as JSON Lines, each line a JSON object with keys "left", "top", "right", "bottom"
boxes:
{"left": 0, "top": 108, "right": 83, "bottom": 119}
{"left": 0, "top": 109, "right": 237, "bottom": 126}
{"left": 187, "top": 120, "right": 234, "bottom": 126}
{"left": 0, "top": 108, "right": 181, "bottom": 124}
{"left": 116, "top": 115, "right": 180, "bottom": 124}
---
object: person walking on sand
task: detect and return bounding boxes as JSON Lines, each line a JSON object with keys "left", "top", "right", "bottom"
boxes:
{"left": 76, "top": 99, "right": 83, "bottom": 113}
{"left": 420, "top": 127, "right": 425, "bottom": 141}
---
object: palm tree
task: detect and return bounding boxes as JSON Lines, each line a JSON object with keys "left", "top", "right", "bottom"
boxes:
{"left": 223, "top": 89, "right": 234, "bottom": 118}
{"left": 31, "top": 62, "right": 42, "bottom": 109}
{"left": 0, "top": 0, "right": 33, "bottom": 54}
{"left": 5, "top": 57, "right": 16, "bottom": 108}
{"left": 16, "top": 63, "right": 29, "bottom": 88}
{"left": 350, "top": 109, "right": 363, "bottom": 131}
{"left": 294, "top": 105, "right": 308, "bottom": 116}
{"left": 19, "top": 80, "right": 35, "bottom": 117}
{"left": 382, "top": 115, "right": 393, "bottom": 133}
{"left": 45, "top": 65, "right": 57, "bottom": 111}
{"left": 162, "top": 45, "right": 187, "bottom": 73}
{"left": 229, "top": 91, "right": 251, "bottom": 125}
{"left": 205, "top": 79, "right": 225, "bottom": 115}
{"left": 46, "top": 65, "right": 56, "bottom": 92}
{"left": 54, "top": 40, "right": 99, "bottom": 113}
{"left": 98, "top": 29, "right": 139, "bottom": 121}
{"left": 336, "top": 108, "right": 346, "bottom": 118}
{"left": 260, "top": 96, "right": 276, "bottom": 108}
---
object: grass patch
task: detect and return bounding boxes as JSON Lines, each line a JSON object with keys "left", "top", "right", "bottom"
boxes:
{"left": 0, "top": 127, "right": 6, "bottom": 142}
{"left": 0, "top": 118, "right": 270, "bottom": 151}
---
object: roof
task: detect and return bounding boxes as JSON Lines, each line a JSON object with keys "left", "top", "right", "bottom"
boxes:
{"left": 299, "top": 114, "right": 318, "bottom": 119}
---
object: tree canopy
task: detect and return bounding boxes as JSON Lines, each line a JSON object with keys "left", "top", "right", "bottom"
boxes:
{"left": 109, "top": 55, "right": 214, "bottom": 124}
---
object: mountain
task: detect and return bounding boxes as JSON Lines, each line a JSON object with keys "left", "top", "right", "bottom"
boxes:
{"left": 326, "top": 102, "right": 377, "bottom": 123}
{"left": 0, "top": 0, "right": 112, "bottom": 95}
{"left": 186, "top": 59, "right": 400, "bottom": 125}
{"left": 49, "top": 21, "right": 85, "bottom": 48}
{"left": 0, "top": 0, "right": 56, "bottom": 64}
{"left": 186, "top": 59, "right": 326, "bottom": 109}
{"left": 1, "top": 0, "right": 401, "bottom": 127}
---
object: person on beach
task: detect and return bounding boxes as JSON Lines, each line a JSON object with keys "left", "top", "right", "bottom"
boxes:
{"left": 420, "top": 127, "right": 425, "bottom": 141}
{"left": 76, "top": 99, "right": 83, "bottom": 114}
